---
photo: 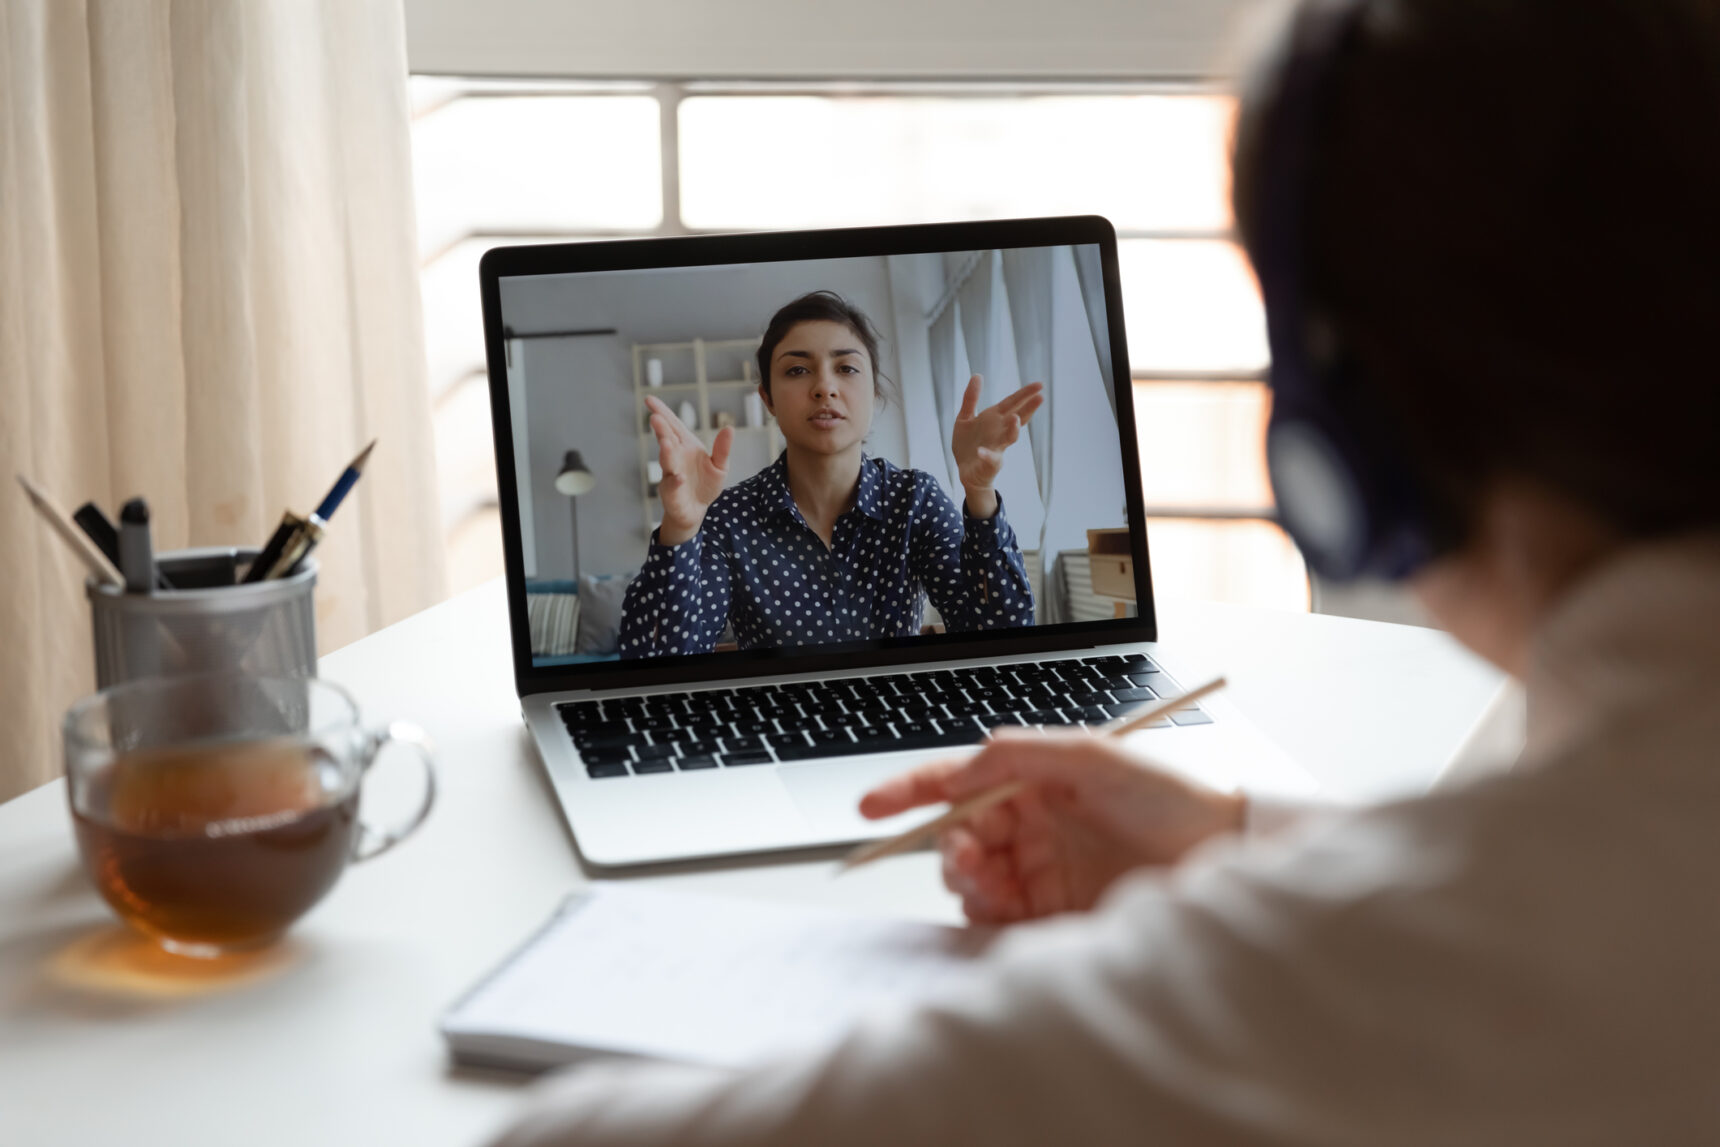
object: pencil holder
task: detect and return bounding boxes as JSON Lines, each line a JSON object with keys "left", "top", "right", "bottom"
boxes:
{"left": 85, "top": 547, "right": 319, "bottom": 690}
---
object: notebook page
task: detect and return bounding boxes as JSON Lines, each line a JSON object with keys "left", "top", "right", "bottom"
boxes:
{"left": 444, "top": 884, "right": 989, "bottom": 1069}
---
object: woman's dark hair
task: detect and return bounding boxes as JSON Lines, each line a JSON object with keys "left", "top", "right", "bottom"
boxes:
{"left": 756, "top": 291, "right": 894, "bottom": 406}
{"left": 1233, "top": 0, "right": 1720, "bottom": 548}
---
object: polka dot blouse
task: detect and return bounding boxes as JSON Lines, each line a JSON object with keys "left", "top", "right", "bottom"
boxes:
{"left": 618, "top": 453, "right": 1035, "bottom": 657}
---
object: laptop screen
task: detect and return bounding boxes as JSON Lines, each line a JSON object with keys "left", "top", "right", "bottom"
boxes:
{"left": 481, "top": 218, "right": 1155, "bottom": 689}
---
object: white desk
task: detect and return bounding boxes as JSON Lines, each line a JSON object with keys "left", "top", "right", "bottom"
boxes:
{"left": 0, "top": 581, "right": 1503, "bottom": 1147}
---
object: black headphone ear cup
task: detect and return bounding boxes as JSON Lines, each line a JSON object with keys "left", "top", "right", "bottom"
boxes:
{"left": 1267, "top": 419, "right": 1369, "bottom": 577}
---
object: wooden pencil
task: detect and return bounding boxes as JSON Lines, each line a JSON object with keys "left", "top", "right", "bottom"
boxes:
{"left": 838, "top": 676, "right": 1228, "bottom": 873}
{"left": 16, "top": 474, "right": 125, "bottom": 588}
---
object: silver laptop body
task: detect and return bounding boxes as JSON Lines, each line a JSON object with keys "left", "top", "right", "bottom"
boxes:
{"left": 481, "top": 217, "right": 1315, "bottom": 868}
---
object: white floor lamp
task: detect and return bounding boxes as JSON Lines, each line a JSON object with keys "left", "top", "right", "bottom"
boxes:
{"left": 554, "top": 450, "right": 596, "bottom": 580}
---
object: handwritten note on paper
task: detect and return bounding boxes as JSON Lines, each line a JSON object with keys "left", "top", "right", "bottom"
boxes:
{"left": 443, "top": 884, "right": 992, "bottom": 1070}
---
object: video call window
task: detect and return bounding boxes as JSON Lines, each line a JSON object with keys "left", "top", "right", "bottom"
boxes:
{"left": 498, "top": 247, "right": 1132, "bottom": 667}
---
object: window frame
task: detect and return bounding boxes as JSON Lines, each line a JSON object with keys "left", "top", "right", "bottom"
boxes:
{"left": 403, "top": 0, "right": 1265, "bottom": 84}
{"left": 413, "top": 76, "right": 1294, "bottom": 599}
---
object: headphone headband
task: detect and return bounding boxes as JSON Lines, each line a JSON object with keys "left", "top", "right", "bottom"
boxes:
{"left": 1253, "top": 0, "right": 1434, "bottom": 581}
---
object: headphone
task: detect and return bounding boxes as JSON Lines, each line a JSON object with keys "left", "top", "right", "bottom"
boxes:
{"left": 1253, "top": 0, "right": 1435, "bottom": 582}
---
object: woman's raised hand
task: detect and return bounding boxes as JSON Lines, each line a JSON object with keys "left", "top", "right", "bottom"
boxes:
{"left": 858, "top": 729, "right": 1245, "bottom": 925}
{"left": 646, "top": 395, "right": 734, "bottom": 545}
{"left": 950, "top": 376, "right": 1044, "bottom": 516}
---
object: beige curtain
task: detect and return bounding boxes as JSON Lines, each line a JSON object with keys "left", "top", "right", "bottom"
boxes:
{"left": 0, "top": 0, "right": 447, "bottom": 802}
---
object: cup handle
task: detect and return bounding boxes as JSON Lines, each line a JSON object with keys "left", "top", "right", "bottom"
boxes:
{"left": 351, "top": 721, "right": 437, "bottom": 863}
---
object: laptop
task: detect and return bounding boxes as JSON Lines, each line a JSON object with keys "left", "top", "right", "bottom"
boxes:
{"left": 479, "top": 216, "right": 1316, "bottom": 868}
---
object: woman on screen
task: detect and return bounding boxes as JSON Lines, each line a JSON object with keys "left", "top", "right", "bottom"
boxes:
{"left": 617, "top": 290, "right": 1043, "bottom": 657}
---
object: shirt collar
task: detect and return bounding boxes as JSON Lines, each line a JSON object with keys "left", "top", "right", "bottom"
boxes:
{"left": 1523, "top": 532, "right": 1720, "bottom": 761}
{"left": 854, "top": 456, "right": 885, "bottom": 520}
{"left": 757, "top": 453, "right": 796, "bottom": 521}
{"left": 755, "top": 453, "right": 885, "bottom": 523}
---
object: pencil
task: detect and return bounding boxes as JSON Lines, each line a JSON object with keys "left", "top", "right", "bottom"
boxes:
{"left": 312, "top": 438, "right": 376, "bottom": 523}
{"left": 16, "top": 475, "right": 125, "bottom": 588}
{"left": 838, "top": 676, "right": 1228, "bottom": 873}
{"left": 242, "top": 440, "right": 376, "bottom": 583}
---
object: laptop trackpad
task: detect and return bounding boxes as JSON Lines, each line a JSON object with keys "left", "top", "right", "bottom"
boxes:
{"left": 778, "top": 756, "right": 935, "bottom": 836}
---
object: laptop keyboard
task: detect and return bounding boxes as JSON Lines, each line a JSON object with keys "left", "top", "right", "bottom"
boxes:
{"left": 556, "top": 655, "right": 1212, "bottom": 779}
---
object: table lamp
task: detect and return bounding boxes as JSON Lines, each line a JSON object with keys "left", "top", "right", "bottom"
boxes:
{"left": 554, "top": 450, "right": 596, "bottom": 580}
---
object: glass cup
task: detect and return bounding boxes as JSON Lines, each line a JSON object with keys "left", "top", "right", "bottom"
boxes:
{"left": 63, "top": 672, "right": 435, "bottom": 958}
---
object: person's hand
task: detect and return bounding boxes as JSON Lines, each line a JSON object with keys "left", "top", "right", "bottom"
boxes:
{"left": 858, "top": 729, "right": 1245, "bottom": 924}
{"left": 950, "top": 377, "right": 1044, "bottom": 519}
{"left": 646, "top": 395, "right": 734, "bottom": 545}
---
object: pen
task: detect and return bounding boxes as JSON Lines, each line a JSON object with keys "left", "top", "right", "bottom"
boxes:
{"left": 265, "top": 512, "right": 325, "bottom": 582}
{"left": 15, "top": 475, "right": 124, "bottom": 588}
{"left": 838, "top": 677, "right": 1229, "bottom": 873}
{"left": 243, "top": 510, "right": 303, "bottom": 584}
{"left": 243, "top": 439, "right": 376, "bottom": 583}
{"left": 118, "top": 498, "right": 156, "bottom": 594}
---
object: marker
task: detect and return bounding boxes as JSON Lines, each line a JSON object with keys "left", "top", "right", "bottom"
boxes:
{"left": 118, "top": 498, "right": 156, "bottom": 595}
{"left": 75, "top": 502, "right": 175, "bottom": 591}
{"left": 72, "top": 503, "right": 122, "bottom": 568}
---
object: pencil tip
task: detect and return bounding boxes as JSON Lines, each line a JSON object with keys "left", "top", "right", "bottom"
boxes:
{"left": 351, "top": 439, "right": 378, "bottom": 473}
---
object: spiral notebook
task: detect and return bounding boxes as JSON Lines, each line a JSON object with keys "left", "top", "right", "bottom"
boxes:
{"left": 440, "top": 884, "right": 990, "bottom": 1072}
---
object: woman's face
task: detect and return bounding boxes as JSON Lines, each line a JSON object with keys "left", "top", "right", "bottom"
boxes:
{"left": 762, "top": 320, "right": 876, "bottom": 458}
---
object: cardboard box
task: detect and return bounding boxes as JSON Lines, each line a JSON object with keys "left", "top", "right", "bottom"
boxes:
{"left": 1086, "top": 528, "right": 1136, "bottom": 601}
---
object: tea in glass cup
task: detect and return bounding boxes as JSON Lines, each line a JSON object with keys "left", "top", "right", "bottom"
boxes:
{"left": 64, "top": 673, "right": 434, "bottom": 958}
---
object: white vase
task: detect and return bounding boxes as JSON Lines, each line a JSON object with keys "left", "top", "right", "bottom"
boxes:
{"left": 744, "top": 392, "right": 764, "bottom": 428}
{"left": 677, "top": 400, "right": 698, "bottom": 429}
{"left": 646, "top": 358, "right": 663, "bottom": 387}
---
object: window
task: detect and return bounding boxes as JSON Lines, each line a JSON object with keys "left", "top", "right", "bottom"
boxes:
{"left": 676, "top": 93, "right": 1232, "bottom": 232}
{"left": 411, "top": 80, "right": 1306, "bottom": 610}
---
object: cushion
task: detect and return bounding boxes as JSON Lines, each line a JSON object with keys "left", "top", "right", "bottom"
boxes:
{"left": 575, "top": 570, "right": 637, "bottom": 655}
{"left": 527, "top": 592, "right": 582, "bottom": 657}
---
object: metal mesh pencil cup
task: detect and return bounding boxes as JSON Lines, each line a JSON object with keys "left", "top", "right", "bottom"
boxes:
{"left": 85, "top": 547, "right": 319, "bottom": 689}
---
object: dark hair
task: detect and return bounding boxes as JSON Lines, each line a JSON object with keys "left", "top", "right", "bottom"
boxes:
{"left": 756, "top": 291, "right": 894, "bottom": 406}
{"left": 1233, "top": 0, "right": 1720, "bottom": 547}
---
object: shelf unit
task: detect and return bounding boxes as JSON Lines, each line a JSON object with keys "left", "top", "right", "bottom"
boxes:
{"left": 632, "top": 338, "right": 782, "bottom": 539}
